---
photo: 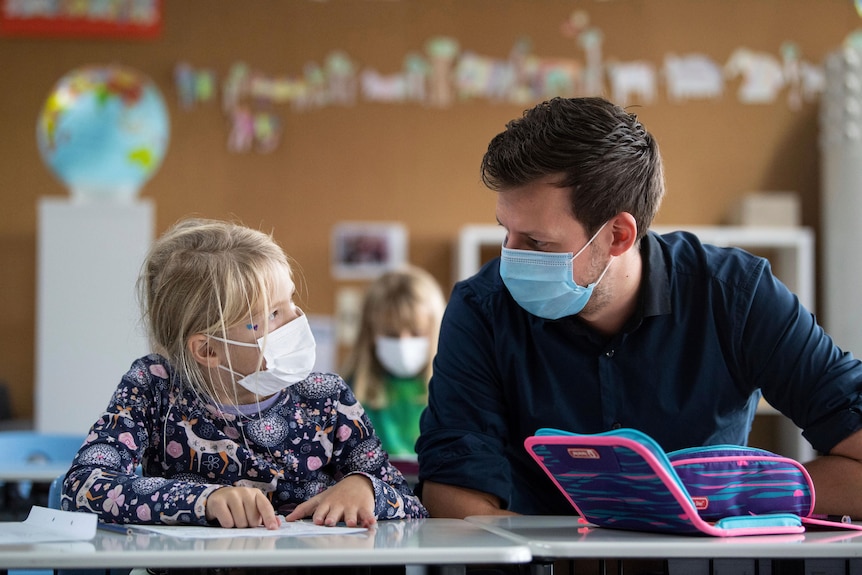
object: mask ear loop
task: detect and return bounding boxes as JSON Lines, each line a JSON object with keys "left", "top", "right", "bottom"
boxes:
{"left": 163, "top": 400, "right": 170, "bottom": 465}
{"left": 197, "top": 305, "right": 269, "bottom": 466}
{"left": 207, "top": 300, "right": 262, "bottom": 413}
{"left": 245, "top": 306, "right": 308, "bottom": 471}
{"left": 570, "top": 220, "right": 610, "bottom": 262}
{"left": 567, "top": 220, "right": 614, "bottom": 291}
{"left": 593, "top": 256, "right": 615, "bottom": 285}
{"left": 222, "top": 304, "right": 281, "bottom": 468}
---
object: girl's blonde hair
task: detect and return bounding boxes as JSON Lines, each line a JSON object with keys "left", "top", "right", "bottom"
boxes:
{"left": 137, "top": 218, "right": 295, "bottom": 402}
{"left": 342, "top": 265, "right": 446, "bottom": 409}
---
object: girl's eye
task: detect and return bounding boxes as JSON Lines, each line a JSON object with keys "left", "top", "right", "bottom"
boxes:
{"left": 268, "top": 310, "right": 279, "bottom": 321}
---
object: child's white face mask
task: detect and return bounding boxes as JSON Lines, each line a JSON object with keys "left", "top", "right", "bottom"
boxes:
{"left": 374, "top": 335, "right": 430, "bottom": 379}
{"left": 212, "top": 312, "right": 317, "bottom": 396}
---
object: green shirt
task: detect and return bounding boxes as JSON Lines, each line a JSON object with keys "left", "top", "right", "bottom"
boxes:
{"left": 365, "top": 376, "right": 426, "bottom": 458}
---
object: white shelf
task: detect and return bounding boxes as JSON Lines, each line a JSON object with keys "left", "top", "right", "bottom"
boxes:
{"left": 454, "top": 224, "right": 817, "bottom": 462}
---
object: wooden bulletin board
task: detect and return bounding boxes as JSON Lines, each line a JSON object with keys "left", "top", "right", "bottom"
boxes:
{"left": 0, "top": 0, "right": 858, "bottom": 420}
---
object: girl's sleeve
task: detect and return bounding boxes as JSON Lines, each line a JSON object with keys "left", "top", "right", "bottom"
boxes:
{"left": 62, "top": 359, "right": 223, "bottom": 525}
{"left": 330, "top": 380, "right": 429, "bottom": 519}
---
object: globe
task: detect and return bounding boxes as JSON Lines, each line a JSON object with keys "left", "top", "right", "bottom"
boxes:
{"left": 36, "top": 65, "right": 170, "bottom": 201}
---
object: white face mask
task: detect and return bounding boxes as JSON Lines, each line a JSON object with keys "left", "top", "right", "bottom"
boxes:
{"left": 213, "top": 312, "right": 316, "bottom": 396}
{"left": 374, "top": 335, "right": 430, "bottom": 379}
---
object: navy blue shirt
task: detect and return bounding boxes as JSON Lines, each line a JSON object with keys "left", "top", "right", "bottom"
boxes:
{"left": 416, "top": 231, "right": 862, "bottom": 515}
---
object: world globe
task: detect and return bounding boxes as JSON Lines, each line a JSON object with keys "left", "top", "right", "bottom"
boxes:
{"left": 36, "top": 65, "right": 170, "bottom": 200}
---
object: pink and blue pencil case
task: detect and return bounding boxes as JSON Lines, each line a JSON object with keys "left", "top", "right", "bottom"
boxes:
{"left": 524, "top": 427, "right": 819, "bottom": 537}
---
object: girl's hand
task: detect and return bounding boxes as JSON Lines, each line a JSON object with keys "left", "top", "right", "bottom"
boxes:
{"left": 284, "top": 474, "right": 376, "bottom": 528}
{"left": 205, "top": 486, "right": 280, "bottom": 529}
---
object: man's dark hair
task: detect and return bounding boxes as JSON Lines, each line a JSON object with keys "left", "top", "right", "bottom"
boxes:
{"left": 480, "top": 97, "right": 665, "bottom": 240}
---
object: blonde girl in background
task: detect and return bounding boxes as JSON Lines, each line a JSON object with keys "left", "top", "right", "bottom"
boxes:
{"left": 341, "top": 266, "right": 446, "bottom": 459}
{"left": 62, "top": 218, "right": 427, "bottom": 529}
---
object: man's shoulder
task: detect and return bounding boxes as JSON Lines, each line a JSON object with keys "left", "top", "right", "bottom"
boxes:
{"left": 453, "top": 257, "right": 505, "bottom": 301}
{"left": 652, "top": 229, "right": 765, "bottom": 279}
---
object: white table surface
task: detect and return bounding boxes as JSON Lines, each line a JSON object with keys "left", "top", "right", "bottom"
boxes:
{"left": 466, "top": 515, "right": 862, "bottom": 559}
{"left": 0, "top": 518, "right": 532, "bottom": 569}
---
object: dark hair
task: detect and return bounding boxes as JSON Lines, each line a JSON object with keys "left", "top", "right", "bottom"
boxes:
{"left": 480, "top": 97, "right": 664, "bottom": 240}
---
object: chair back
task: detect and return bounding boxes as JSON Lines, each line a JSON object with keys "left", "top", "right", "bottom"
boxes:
{"left": 0, "top": 431, "right": 84, "bottom": 466}
{"left": 0, "top": 431, "right": 85, "bottom": 551}
{"left": 48, "top": 473, "right": 65, "bottom": 510}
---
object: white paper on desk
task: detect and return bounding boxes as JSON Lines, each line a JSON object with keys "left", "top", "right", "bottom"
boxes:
{"left": 0, "top": 506, "right": 97, "bottom": 544}
{"left": 128, "top": 521, "right": 367, "bottom": 539}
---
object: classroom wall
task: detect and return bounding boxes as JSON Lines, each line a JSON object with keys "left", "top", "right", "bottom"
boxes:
{"left": 0, "top": 0, "right": 858, "bottom": 421}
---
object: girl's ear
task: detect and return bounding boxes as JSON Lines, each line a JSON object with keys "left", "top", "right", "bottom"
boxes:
{"left": 187, "top": 334, "right": 220, "bottom": 368}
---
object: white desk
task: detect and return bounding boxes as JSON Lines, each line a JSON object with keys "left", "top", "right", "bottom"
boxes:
{"left": 466, "top": 515, "right": 862, "bottom": 559}
{"left": 0, "top": 518, "right": 531, "bottom": 571}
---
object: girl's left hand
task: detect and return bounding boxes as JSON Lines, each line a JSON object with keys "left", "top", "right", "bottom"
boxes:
{"left": 283, "top": 474, "right": 377, "bottom": 528}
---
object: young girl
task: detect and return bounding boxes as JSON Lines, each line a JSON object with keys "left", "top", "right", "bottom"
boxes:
{"left": 341, "top": 266, "right": 446, "bottom": 459}
{"left": 61, "top": 218, "right": 427, "bottom": 529}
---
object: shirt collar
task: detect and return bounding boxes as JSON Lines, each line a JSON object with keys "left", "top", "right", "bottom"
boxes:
{"left": 571, "top": 230, "right": 671, "bottom": 337}
{"left": 640, "top": 230, "right": 672, "bottom": 318}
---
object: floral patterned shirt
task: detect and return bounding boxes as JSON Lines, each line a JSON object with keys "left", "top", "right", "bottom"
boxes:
{"left": 62, "top": 354, "right": 428, "bottom": 525}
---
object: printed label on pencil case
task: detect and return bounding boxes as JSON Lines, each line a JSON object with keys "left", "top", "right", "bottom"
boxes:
{"left": 567, "top": 448, "right": 600, "bottom": 459}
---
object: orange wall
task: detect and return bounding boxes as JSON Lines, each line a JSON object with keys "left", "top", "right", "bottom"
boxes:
{"left": 0, "top": 0, "right": 857, "bottom": 419}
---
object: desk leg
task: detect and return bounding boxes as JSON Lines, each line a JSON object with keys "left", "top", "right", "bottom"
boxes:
{"left": 421, "top": 567, "right": 465, "bottom": 575}
{"left": 528, "top": 562, "right": 553, "bottom": 575}
{"left": 597, "top": 560, "right": 622, "bottom": 575}
{"left": 533, "top": 559, "right": 613, "bottom": 575}
{"left": 667, "top": 559, "right": 709, "bottom": 575}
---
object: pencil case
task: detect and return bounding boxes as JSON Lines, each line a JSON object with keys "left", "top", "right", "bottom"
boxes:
{"left": 667, "top": 444, "right": 815, "bottom": 521}
{"left": 526, "top": 427, "right": 805, "bottom": 536}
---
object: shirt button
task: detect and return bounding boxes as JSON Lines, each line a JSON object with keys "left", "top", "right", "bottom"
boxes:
{"left": 605, "top": 350, "right": 615, "bottom": 358}
{"left": 612, "top": 422, "right": 622, "bottom": 429}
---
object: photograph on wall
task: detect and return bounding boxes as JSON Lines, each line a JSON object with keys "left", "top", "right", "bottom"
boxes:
{"left": 331, "top": 222, "right": 407, "bottom": 280}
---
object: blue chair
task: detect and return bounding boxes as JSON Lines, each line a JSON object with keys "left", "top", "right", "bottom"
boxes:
{"left": 0, "top": 431, "right": 84, "bottom": 575}
{"left": 0, "top": 430, "right": 84, "bottom": 465}
{"left": 0, "top": 431, "right": 83, "bottom": 509}
{"left": 48, "top": 473, "right": 64, "bottom": 510}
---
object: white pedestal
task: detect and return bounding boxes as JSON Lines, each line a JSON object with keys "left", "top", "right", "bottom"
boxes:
{"left": 35, "top": 197, "right": 154, "bottom": 434}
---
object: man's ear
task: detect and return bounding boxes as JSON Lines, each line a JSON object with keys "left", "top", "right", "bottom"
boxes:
{"left": 607, "top": 212, "right": 638, "bottom": 256}
{"left": 187, "top": 334, "right": 220, "bottom": 368}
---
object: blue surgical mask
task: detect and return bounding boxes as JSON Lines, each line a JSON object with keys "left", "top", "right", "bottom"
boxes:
{"left": 499, "top": 223, "right": 613, "bottom": 320}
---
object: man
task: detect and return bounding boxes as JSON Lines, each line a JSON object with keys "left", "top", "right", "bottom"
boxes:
{"left": 416, "top": 96, "right": 862, "bottom": 518}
